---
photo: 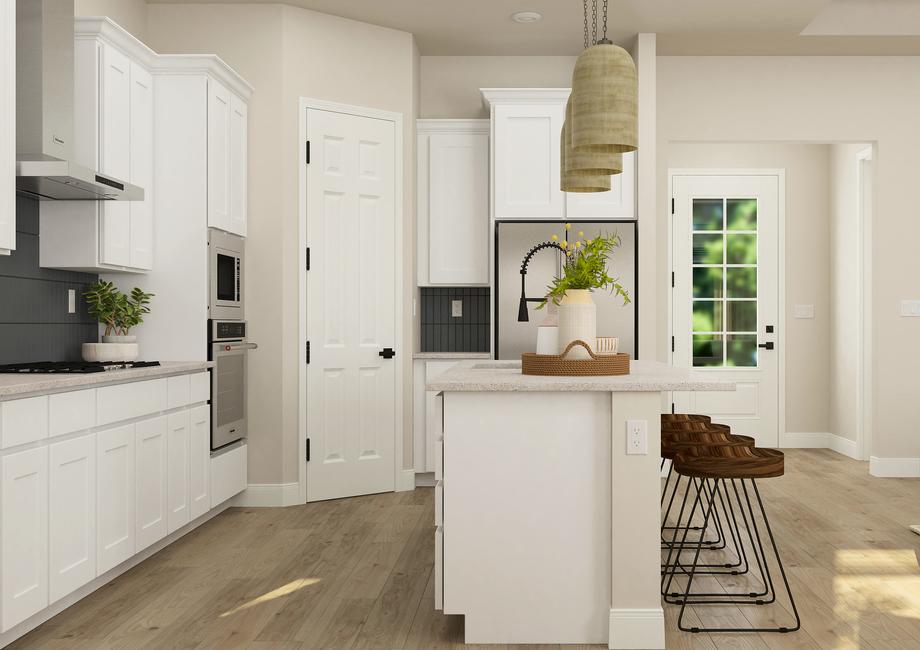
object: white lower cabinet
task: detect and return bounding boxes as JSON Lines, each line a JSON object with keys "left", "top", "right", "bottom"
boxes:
{"left": 49, "top": 434, "right": 96, "bottom": 604}
{"left": 135, "top": 416, "right": 168, "bottom": 551}
{"left": 189, "top": 405, "right": 211, "bottom": 520}
{"left": 414, "top": 360, "right": 466, "bottom": 474}
{"left": 96, "top": 424, "right": 136, "bottom": 574}
{"left": 167, "top": 411, "right": 190, "bottom": 533}
{"left": 1, "top": 447, "right": 49, "bottom": 632}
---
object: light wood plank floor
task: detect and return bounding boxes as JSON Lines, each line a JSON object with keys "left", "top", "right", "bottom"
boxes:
{"left": 11, "top": 449, "right": 920, "bottom": 649}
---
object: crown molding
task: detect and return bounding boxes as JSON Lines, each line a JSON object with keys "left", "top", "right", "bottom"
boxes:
{"left": 480, "top": 88, "right": 571, "bottom": 109}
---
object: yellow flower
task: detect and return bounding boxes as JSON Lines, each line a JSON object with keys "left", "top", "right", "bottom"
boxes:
{"left": 578, "top": 231, "right": 584, "bottom": 237}
{"left": 587, "top": 239, "right": 593, "bottom": 245}
{"left": 565, "top": 223, "right": 571, "bottom": 231}
{"left": 560, "top": 240, "right": 568, "bottom": 249}
{"left": 575, "top": 241, "right": 582, "bottom": 248}
{"left": 550, "top": 234, "right": 558, "bottom": 241}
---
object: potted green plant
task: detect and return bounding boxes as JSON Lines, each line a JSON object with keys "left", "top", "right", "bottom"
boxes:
{"left": 540, "top": 225, "right": 630, "bottom": 359}
{"left": 82, "top": 281, "right": 154, "bottom": 362}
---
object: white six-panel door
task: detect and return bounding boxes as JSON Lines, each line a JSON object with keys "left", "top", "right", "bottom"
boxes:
{"left": 671, "top": 173, "right": 780, "bottom": 447}
{"left": 306, "top": 106, "right": 397, "bottom": 502}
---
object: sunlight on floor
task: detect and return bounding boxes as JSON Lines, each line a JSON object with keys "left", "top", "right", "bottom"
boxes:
{"left": 219, "top": 578, "right": 321, "bottom": 618}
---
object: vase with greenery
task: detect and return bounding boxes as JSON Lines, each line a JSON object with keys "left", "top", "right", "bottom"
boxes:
{"left": 82, "top": 281, "right": 154, "bottom": 361}
{"left": 539, "top": 226, "right": 630, "bottom": 359}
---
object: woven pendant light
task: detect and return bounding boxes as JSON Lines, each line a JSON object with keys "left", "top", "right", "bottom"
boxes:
{"left": 563, "top": 95, "right": 622, "bottom": 177}
{"left": 570, "top": 41, "right": 637, "bottom": 154}
{"left": 560, "top": 124, "right": 610, "bottom": 193}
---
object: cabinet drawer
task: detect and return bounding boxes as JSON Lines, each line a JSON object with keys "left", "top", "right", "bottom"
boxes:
{"left": 49, "top": 389, "right": 96, "bottom": 437}
{"left": 434, "top": 525, "right": 443, "bottom": 611}
{"left": 210, "top": 442, "right": 246, "bottom": 507}
{"left": 97, "top": 379, "right": 167, "bottom": 426}
{"left": 1, "top": 395, "right": 49, "bottom": 449}
{"left": 435, "top": 479, "right": 443, "bottom": 527}
{"left": 167, "top": 375, "right": 191, "bottom": 410}
{"left": 190, "top": 372, "right": 210, "bottom": 404}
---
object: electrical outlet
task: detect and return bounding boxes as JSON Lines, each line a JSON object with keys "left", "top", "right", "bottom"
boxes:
{"left": 626, "top": 419, "right": 648, "bottom": 455}
{"left": 67, "top": 289, "right": 76, "bottom": 314}
{"left": 451, "top": 300, "right": 463, "bottom": 318}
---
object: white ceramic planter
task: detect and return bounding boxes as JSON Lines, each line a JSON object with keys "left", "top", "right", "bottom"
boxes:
{"left": 102, "top": 335, "right": 137, "bottom": 344}
{"left": 557, "top": 289, "right": 596, "bottom": 359}
{"left": 82, "top": 342, "right": 140, "bottom": 362}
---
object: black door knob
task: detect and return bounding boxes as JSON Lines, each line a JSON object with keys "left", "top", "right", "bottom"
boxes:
{"left": 758, "top": 342, "right": 774, "bottom": 350}
{"left": 379, "top": 348, "right": 396, "bottom": 359}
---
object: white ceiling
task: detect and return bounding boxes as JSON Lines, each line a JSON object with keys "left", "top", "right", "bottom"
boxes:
{"left": 146, "top": 0, "right": 920, "bottom": 55}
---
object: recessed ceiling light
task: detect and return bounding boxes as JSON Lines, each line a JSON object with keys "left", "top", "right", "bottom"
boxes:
{"left": 511, "top": 10, "right": 543, "bottom": 24}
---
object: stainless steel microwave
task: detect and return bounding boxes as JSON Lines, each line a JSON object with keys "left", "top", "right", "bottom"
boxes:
{"left": 208, "top": 229, "right": 244, "bottom": 320}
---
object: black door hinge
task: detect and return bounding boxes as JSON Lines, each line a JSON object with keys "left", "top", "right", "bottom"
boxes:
{"left": 671, "top": 336, "right": 675, "bottom": 352}
{"left": 306, "top": 247, "right": 310, "bottom": 271}
{"left": 305, "top": 140, "right": 311, "bottom": 164}
{"left": 306, "top": 340, "right": 310, "bottom": 364}
{"left": 671, "top": 197, "right": 675, "bottom": 214}
{"left": 671, "top": 403, "right": 676, "bottom": 414}
{"left": 306, "top": 438, "right": 311, "bottom": 462}
{"left": 671, "top": 271, "right": 675, "bottom": 288}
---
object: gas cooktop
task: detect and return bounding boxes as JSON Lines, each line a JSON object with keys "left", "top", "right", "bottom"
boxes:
{"left": 0, "top": 361, "right": 161, "bottom": 374}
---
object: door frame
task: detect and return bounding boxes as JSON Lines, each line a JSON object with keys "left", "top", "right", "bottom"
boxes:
{"left": 667, "top": 168, "right": 787, "bottom": 446}
{"left": 856, "top": 147, "right": 873, "bottom": 460}
{"left": 298, "top": 97, "right": 405, "bottom": 504}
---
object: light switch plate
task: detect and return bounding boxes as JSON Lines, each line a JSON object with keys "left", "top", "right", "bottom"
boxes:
{"left": 901, "top": 300, "right": 920, "bottom": 317}
{"left": 793, "top": 304, "right": 814, "bottom": 319}
{"left": 451, "top": 300, "right": 463, "bottom": 318}
{"left": 626, "top": 419, "right": 648, "bottom": 455}
{"left": 67, "top": 289, "right": 76, "bottom": 314}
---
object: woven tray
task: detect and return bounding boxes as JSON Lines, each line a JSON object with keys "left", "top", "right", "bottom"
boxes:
{"left": 522, "top": 340, "right": 631, "bottom": 376}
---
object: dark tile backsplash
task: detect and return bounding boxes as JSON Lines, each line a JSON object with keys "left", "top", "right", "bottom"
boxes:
{"left": 0, "top": 197, "right": 99, "bottom": 363}
{"left": 420, "top": 287, "right": 490, "bottom": 353}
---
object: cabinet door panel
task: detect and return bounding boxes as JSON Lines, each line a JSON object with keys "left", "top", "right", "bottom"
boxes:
{"left": 1, "top": 447, "right": 49, "bottom": 632}
{"left": 493, "top": 104, "right": 565, "bottom": 219}
{"left": 229, "top": 95, "right": 248, "bottom": 237}
{"left": 565, "top": 151, "right": 635, "bottom": 219}
{"left": 99, "top": 42, "right": 131, "bottom": 181}
{"left": 136, "top": 416, "right": 168, "bottom": 551}
{"left": 49, "top": 434, "right": 96, "bottom": 603}
{"left": 97, "top": 424, "right": 135, "bottom": 574}
{"left": 207, "top": 79, "right": 231, "bottom": 231}
{"left": 0, "top": 0, "right": 14, "bottom": 253}
{"left": 190, "top": 405, "right": 211, "bottom": 520}
{"left": 167, "top": 411, "right": 190, "bottom": 533}
{"left": 129, "top": 61, "right": 154, "bottom": 270}
{"left": 428, "top": 133, "right": 489, "bottom": 284}
{"left": 100, "top": 202, "right": 131, "bottom": 267}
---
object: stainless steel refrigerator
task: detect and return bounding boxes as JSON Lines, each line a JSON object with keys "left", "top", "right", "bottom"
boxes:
{"left": 494, "top": 220, "right": 637, "bottom": 360}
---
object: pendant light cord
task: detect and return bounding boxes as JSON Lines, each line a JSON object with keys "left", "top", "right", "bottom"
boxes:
{"left": 583, "top": 0, "right": 589, "bottom": 49}
{"left": 592, "top": 0, "right": 598, "bottom": 44}
{"left": 602, "top": 0, "right": 609, "bottom": 41}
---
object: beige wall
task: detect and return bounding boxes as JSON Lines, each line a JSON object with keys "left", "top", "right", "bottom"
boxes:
{"left": 420, "top": 56, "right": 576, "bottom": 118}
{"left": 657, "top": 56, "right": 917, "bottom": 458}
{"left": 668, "top": 143, "right": 832, "bottom": 434}
{"left": 148, "top": 4, "right": 418, "bottom": 484}
{"left": 75, "top": 0, "right": 148, "bottom": 44}
{"left": 829, "top": 144, "right": 870, "bottom": 443}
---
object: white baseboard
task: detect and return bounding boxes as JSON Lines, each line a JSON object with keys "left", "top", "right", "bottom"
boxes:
{"left": 235, "top": 482, "right": 302, "bottom": 507}
{"left": 870, "top": 456, "right": 920, "bottom": 478}
{"left": 827, "top": 433, "right": 860, "bottom": 460}
{"left": 415, "top": 471, "right": 436, "bottom": 487}
{"left": 608, "top": 608, "right": 665, "bottom": 650}
{"left": 397, "top": 468, "right": 416, "bottom": 492}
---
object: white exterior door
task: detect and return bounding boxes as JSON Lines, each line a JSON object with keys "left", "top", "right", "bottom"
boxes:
{"left": 306, "top": 106, "right": 397, "bottom": 502}
{"left": 671, "top": 174, "right": 780, "bottom": 447}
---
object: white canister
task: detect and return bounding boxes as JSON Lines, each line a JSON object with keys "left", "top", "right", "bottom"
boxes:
{"left": 535, "top": 326, "right": 559, "bottom": 355}
{"left": 557, "top": 289, "right": 596, "bottom": 360}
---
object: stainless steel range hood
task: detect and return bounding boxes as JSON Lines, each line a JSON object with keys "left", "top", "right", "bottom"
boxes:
{"left": 15, "top": 0, "right": 143, "bottom": 201}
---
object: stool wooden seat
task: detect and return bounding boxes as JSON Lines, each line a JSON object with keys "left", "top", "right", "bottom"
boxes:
{"left": 663, "top": 420, "right": 727, "bottom": 434}
{"left": 661, "top": 431, "right": 755, "bottom": 460}
{"left": 674, "top": 447, "right": 784, "bottom": 480}
{"left": 662, "top": 413, "right": 711, "bottom": 429}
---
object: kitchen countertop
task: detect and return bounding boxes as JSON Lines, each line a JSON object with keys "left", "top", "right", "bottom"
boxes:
{"left": 413, "top": 352, "right": 492, "bottom": 360}
{"left": 0, "top": 361, "right": 213, "bottom": 400}
{"left": 426, "top": 359, "right": 735, "bottom": 392}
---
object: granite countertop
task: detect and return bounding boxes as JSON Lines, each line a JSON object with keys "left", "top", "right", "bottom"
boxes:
{"left": 0, "top": 361, "right": 214, "bottom": 400}
{"left": 413, "top": 352, "right": 492, "bottom": 360}
{"left": 426, "top": 359, "right": 735, "bottom": 393}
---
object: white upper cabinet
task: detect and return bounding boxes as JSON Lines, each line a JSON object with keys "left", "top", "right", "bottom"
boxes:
{"left": 483, "top": 89, "right": 636, "bottom": 222}
{"left": 417, "top": 121, "right": 489, "bottom": 286}
{"left": 0, "top": 0, "right": 15, "bottom": 255}
{"left": 208, "top": 79, "right": 248, "bottom": 237}
{"left": 40, "top": 21, "right": 155, "bottom": 273}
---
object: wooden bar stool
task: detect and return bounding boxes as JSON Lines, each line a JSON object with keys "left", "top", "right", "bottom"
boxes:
{"left": 664, "top": 446, "right": 801, "bottom": 634}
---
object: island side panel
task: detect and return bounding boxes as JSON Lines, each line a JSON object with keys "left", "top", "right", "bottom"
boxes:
{"left": 609, "top": 391, "right": 666, "bottom": 650}
{"left": 442, "top": 391, "right": 611, "bottom": 645}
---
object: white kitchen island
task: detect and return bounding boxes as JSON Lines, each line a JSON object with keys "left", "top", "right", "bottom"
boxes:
{"left": 427, "top": 360, "right": 733, "bottom": 649}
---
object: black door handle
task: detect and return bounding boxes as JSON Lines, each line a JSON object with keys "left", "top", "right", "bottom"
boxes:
{"left": 758, "top": 342, "right": 774, "bottom": 350}
{"left": 379, "top": 348, "right": 396, "bottom": 359}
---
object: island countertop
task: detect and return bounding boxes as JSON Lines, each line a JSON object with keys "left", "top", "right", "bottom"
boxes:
{"left": 0, "top": 361, "right": 213, "bottom": 400}
{"left": 426, "top": 359, "right": 734, "bottom": 392}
